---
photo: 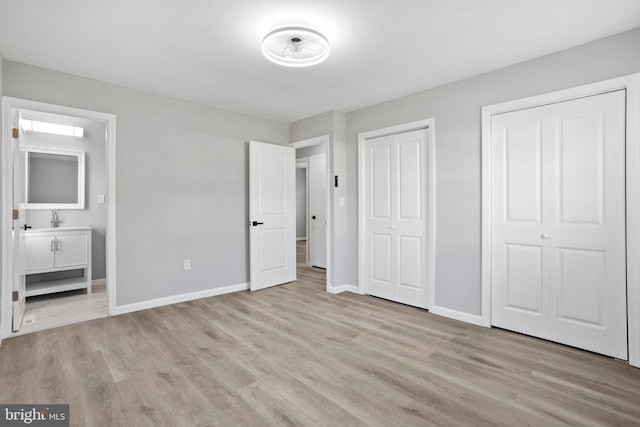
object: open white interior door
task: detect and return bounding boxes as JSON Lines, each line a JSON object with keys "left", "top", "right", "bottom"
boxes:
{"left": 11, "top": 111, "right": 27, "bottom": 332}
{"left": 249, "top": 141, "right": 296, "bottom": 291}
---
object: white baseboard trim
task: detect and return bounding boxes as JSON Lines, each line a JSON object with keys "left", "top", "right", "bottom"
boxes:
{"left": 92, "top": 278, "right": 107, "bottom": 287}
{"left": 328, "top": 284, "right": 360, "bottom": 294}
{"left": 114, "top": 282, "right": 249, "bottom": 316}
{"left": 296, "top": 237, "right": 307, "bottom": 241}
{"left": 430, "top": 305, "right": 485, "bottom": 327}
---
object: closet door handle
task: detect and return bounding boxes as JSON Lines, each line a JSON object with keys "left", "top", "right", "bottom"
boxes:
{"left": 55, "top": 238, "right": 60, "bottom": 251}
{"left": 51, "top": 239, "right": 55, "bottom": 252}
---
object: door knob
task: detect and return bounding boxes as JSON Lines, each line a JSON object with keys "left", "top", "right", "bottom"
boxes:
{"left": 311, "top": 215, "right": 316, "bottom": 220}
{"left": 251, "top": 221, "right": 264, "bottom": 227}
{"left": 541, "top": 233, "right": 550, "bottom": 239}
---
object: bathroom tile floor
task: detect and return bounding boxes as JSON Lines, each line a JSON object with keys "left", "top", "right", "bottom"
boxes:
{"left": 15, "top": 282, "right": 107, "bottom": 336}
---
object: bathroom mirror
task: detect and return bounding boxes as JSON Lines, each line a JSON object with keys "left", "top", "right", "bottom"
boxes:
{"left": 25, "top": 147, "right": 85, "bottom": 209}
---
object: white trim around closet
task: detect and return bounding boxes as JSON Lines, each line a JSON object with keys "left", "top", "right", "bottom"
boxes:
{"left": 481, "top": 73, "right": 640, "bottom": 367}
{"left": 357, "top": 118, "right": 436, "bottom": 309}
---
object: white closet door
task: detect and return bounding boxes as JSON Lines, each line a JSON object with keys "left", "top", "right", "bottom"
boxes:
{"left": 363, "top": 129, "right": 428, "bottom": 308}
{"left": 547, "top": 92, "right": 626, "bottom": 357}
{"left": 491, "top": 106, "right": 549, "bottom": 337}
{"left": 308, "top": 154, "right": 327, "bottom": 268}
{"left": 491, "top": 90, "right": 627, "bottom": 359}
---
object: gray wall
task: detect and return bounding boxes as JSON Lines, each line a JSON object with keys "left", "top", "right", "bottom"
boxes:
{"left": 24, "top": 116, "right": 107, "bottom": 279}
{"left": 296, "top": 144, "right": 326, "bottom": 159}
{"left": 3, "top": 61, "right": 289, "bottom": 306}
{"left": 291, "top": 113, "right": 334, "bottom": 142}
{"left": 344, "top": 27, "right": 640, "bottom": 316}
{"left": 296, "top": 167, "right": 306, "bottom": 239}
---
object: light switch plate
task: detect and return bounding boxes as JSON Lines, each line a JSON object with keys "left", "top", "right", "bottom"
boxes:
{"left": 97, "top": 194, "right": 106, "bottom": 203}
{"left": 339, "top": 197, "right": 345, "bottom": 207}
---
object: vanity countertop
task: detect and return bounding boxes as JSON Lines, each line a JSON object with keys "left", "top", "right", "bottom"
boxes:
{"left": 25, "top": 226, "right": 93, "bottom": 233}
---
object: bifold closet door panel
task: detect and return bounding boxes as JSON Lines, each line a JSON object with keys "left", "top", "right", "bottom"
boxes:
{"left": 363, "top": 129, "right": 428, "bottom": 308}
{"left": 490, "top": 90, "right": 627, "bottom": 359}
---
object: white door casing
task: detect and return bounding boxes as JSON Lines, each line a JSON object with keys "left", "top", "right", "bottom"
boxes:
{"left": 290, "top": 135, "right": 332, "bottom": 292}
{"left": 361, "top": 127, "right": 430, "bottom": 309}
{"left": 1, "top": 97, "right": 117, "bottom": 339}
{"left": 490, "top": 90, "right": 627, "bottom": 359}
{"left": 308, "top": 154, "right": 327, "bottom": 268}
{"left": 11, "top": 112, "right": 27, "bottom": 332}
{"left": 249, "top": 140, "right": 296, "bottom": 291}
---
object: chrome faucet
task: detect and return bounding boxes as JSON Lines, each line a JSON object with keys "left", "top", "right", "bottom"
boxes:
{"left": 51, "top": 210, "right": 61, "bottom": 228}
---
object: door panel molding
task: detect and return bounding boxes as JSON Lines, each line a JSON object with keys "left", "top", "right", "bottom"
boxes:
{"left": 249, "top": 141, "right": 296, "bottom": 291}
{"left": 482, "top": 72, "right": 640, "bottom": 367}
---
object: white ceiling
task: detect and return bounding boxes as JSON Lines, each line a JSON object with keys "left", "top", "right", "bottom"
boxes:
{"left": 0, "top": 0, "right": 639, "bottom": 122}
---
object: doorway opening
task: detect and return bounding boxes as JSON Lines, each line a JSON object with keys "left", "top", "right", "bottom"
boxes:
{"left": 1, "top": 97, "right": 117, "bottom": 337}
{"left": 292, "top": 135, "right": 330, "bottom": 291}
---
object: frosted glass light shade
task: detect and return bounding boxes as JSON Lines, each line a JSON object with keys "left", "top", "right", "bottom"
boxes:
{"left": 261, "top": 26, "right": 330, "bottom": 67}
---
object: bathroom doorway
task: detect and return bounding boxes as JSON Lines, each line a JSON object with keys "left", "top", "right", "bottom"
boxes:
{"left": 1, "top": 97, "right": 117, "bottom": 337}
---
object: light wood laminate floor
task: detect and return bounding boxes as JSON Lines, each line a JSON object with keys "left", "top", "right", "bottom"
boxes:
{"left": 1, "top": 242, "right": 639, "bottom": 426}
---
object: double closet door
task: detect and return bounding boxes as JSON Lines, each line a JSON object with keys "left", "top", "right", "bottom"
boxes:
{"left": 491, "top": 90, "right": 627, "bottom": 359}
{"left": 362, "top": 128, "right": 429, "bottom": 309}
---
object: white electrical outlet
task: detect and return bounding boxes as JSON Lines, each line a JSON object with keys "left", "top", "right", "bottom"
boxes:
{"left": 183, "top": 259, "right": 191, "bottom": 270}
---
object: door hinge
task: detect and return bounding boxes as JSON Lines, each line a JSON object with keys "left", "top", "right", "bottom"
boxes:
{"left": 12, "top": 128, "right": 19, "bottom": 139}
{"left": 12, "top": 210, "right": 19, "bottom": 220}
{"left": 12, "top": 291, "right": 18, "bottom": 302}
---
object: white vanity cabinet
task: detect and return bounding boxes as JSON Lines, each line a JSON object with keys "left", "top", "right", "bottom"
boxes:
{"left": 24, "top": 227, "right": 92, "bottom": 297}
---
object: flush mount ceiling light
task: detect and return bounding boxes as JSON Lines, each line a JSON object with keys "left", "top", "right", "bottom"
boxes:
{"left": 261, "top": 26, "right": 330, "bottom": 67}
